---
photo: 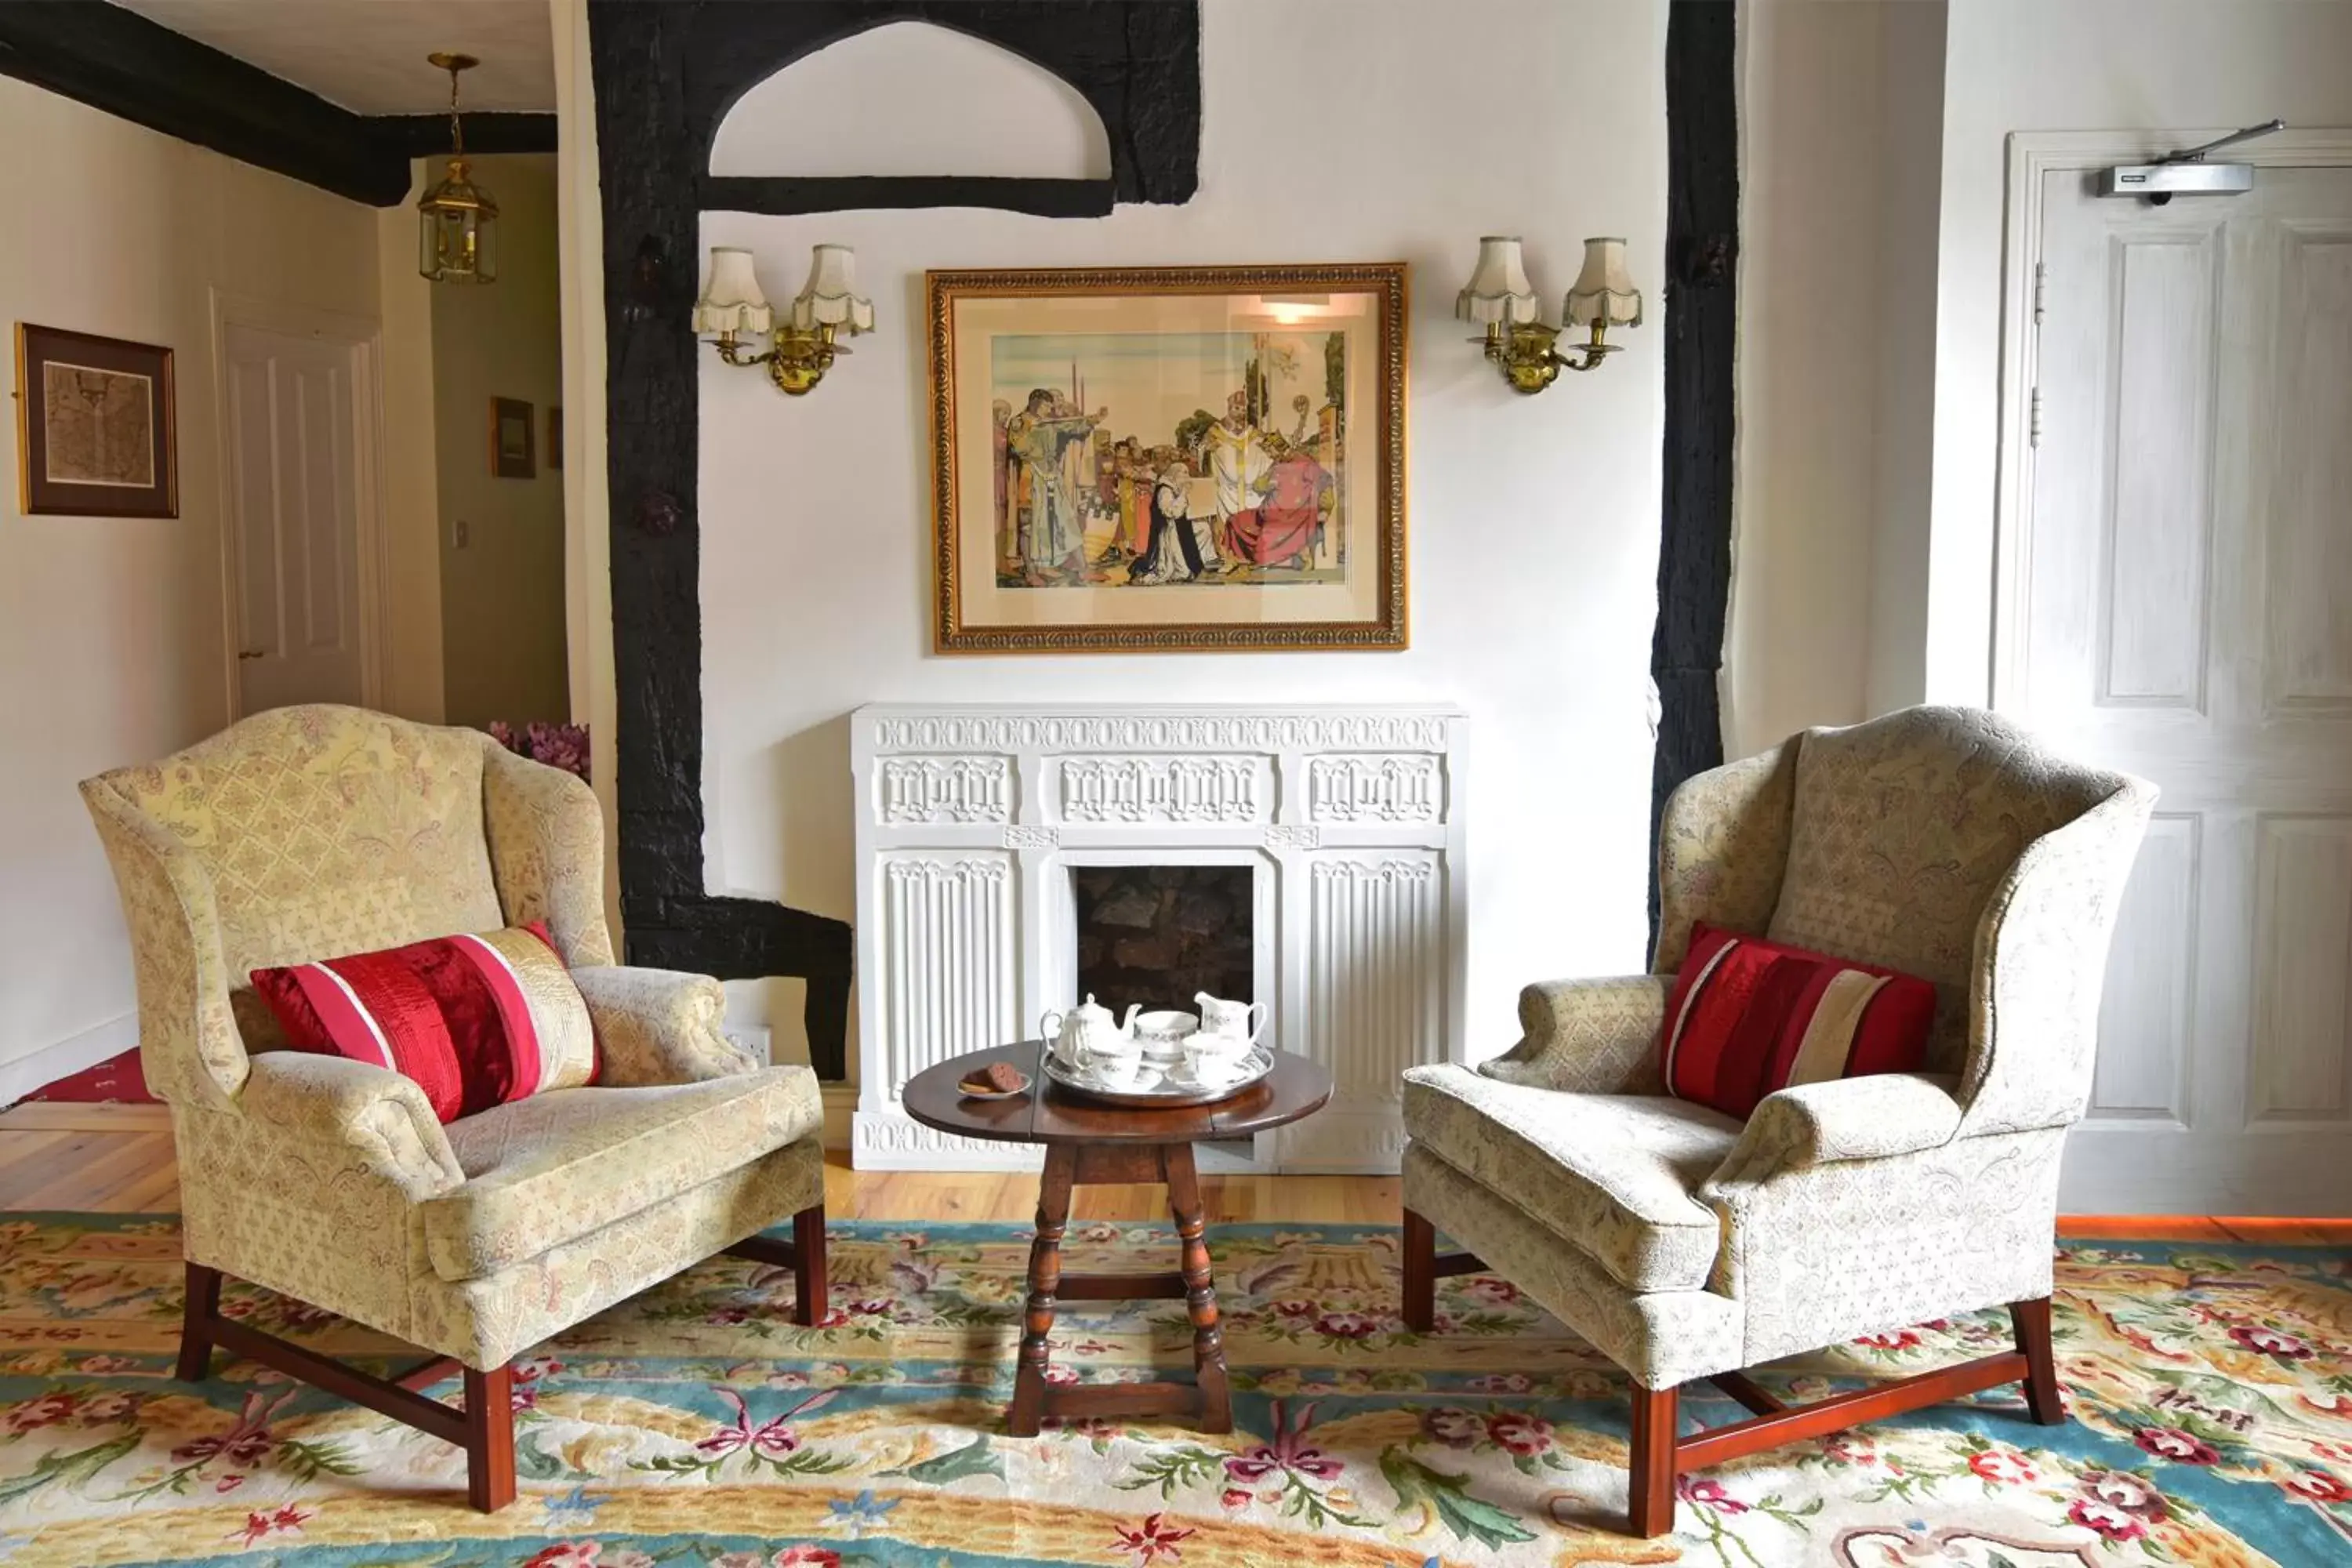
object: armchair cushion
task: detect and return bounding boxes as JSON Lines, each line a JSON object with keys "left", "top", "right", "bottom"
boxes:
{"left": 1661, "top": 921, "right": 1935, "bottom": 1119}
{"left": 1402, "top": 1064, "right": 1740, "bottom": 1292}
{"left": 421, "top": 1067, "right": 822, "bottom": 1282}
{"left": 251, "top": 922, "right": 597, "bottom": 1122}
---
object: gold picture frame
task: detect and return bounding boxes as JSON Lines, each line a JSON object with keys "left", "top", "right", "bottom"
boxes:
{"left": 13, "top": 323, "right": 178, "bottom": 518}
{"left": 928, "top": 263, "right": 1408, "bottom": 653}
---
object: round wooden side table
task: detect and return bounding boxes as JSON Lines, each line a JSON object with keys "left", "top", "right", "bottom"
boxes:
{"left": 902, "top": 1041, "right": 1333, "bottom": 1437}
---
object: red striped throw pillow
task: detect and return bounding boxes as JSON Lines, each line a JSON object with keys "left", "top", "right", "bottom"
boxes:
{"left": 250, "top": 922, "right": 597, "bottom": 1123}
{"left": 1660, "top": 922, "right": 1936, "bottom": 1120}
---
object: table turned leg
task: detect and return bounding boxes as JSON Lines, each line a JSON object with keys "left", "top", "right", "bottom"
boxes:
{"left": 1163, "top": 1142, "right": 1232, "bottom": 1433}
{"left": 1008, "top": 1143, "right": 1076, "bottom": 1436}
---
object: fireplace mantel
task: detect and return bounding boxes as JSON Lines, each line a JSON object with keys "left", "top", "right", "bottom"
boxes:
{"left": 849, "top": 703, "right": 1468, "bottom": 1171}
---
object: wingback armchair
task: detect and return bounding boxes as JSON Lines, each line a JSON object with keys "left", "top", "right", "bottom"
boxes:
{"left": 1400, "top": 706, "right": 2154, "bottom": 1537}
{"left": 81, "top": 705, "right": 829, "bottom": 1512}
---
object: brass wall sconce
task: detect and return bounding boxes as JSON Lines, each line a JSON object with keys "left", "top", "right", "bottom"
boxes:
{"left": 693, "top": 244, "right": 875, "bottom": 396}
{"left": 1456, "top": 236, "right": 1643, "bottom": 394}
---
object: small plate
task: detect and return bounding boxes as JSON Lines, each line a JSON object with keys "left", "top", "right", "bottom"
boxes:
{"left": 958, "top": 1069, "right": 1031, "bottom": 1101}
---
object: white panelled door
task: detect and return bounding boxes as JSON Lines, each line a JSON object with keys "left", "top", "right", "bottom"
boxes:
{"left": 2012, "top": 162, "right": 2352, "bottom": 1214}
{"left": 222, "top": 321, "right": 369, "bottom": 715}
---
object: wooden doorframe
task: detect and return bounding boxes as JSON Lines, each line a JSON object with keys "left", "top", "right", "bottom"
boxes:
{"left": 207, "top": 289, "right": 390, "bottom": 722}
{"left": 1987, "top": 128, "right": 2352, "bottom": 715}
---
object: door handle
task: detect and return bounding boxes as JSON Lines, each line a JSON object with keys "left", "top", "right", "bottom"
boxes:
{"left": 236, "top": 648, "right": 265, "bottom": 660}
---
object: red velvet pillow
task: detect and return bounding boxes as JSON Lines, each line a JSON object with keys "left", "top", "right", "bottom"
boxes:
{"left": 251, "top": 922, "right": 598, "bottom": 1123}
{"left": 1660, "top": 922, "right": 1936, "bottom": 1120}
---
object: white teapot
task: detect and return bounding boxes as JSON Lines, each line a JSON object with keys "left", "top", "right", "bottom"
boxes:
{"left": 1192, "top": 992, "right": 1268, "bottom": 1046}
{"left": 1040, "top": 994, "right": 1142, "bottom": 1069}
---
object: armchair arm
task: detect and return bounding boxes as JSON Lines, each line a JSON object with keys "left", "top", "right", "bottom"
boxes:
{"left": 1704, "top": 1073, "right": 1964, "bottom": 1189}
{"left": 481, "top": 743, "right": 616, "bottom": 967}
{"left": 571, "top": 965, "right": 758, "bottom": 1087}
{"left": 235, "top": 1053, "right": 464, "bottom": 1200}
{"left": 1479, "top": 975, "right": 1670, "bottom": 1094}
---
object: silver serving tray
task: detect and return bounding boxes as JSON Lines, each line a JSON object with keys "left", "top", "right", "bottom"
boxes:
{"left": 1041, "top": 1044, "right": 1273, "bottom": 1108}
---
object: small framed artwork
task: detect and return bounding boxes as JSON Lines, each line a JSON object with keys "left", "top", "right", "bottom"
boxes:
{"left": 13, "top": 323, "right": 178, "bottom": 518}
{"left": 927, "top": 262, "right": 1408, "bottom": 653}
{"left": 490, "top": 397, "right": 535, "bottom": 479}
{"left": 546, "top": 405, "right": 563, "bottom": 471}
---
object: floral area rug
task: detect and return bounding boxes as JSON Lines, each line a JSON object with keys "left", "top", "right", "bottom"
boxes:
{"left": 0, "top": 1215, "right": 2347, "bottom": 1567}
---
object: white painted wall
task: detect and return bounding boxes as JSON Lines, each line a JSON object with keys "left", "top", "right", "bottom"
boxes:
{"left": 0, "top": 78, "right": 393, "bottom": 1094}
{"left": 710, "top": 19, "right": 1111, "bottom": 180}
{"left": 1918, "top": 0, "right": 2352, "bottom": 706}
{"left": 430, "top": 153, "right": 571, "bottom": 730}
{"left": 699, "top": 0, "right": 1669, "bottom": 1063}
{"left": 1728, "top": 0, "right": 1944, "bottom": 760}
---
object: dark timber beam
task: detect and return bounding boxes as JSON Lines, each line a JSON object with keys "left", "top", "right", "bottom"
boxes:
{"left": 1650, "top": 0, "right": 1740, "bottom": 932}
{"left": 377, "top": 112, "right": 561, "bottom": 161}
{"left": 0, "top": 0, "right": 401, "bottom": 204}
{"left": 0, "top": 5, "right": 557, "bottom": 207}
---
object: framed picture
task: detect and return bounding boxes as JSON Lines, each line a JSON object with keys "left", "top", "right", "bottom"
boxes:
{"left": 490, "top": 397, "right": 535, "bottom": 479}
{"left": 927, "top": 263, "right": 1407, "bottom": 653}
{"left": 13, "top": 323, "right": 177, "bottom": 518}
{"left": 546, "top": 405, "right": 563, "bottom": 471}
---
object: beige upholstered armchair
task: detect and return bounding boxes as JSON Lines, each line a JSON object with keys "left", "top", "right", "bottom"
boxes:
{"left": 1400, "top": 706, "right": 2154, "bottom": 1537}
{"left": 81, "top": 705, "right": 828, "bottom": 1512}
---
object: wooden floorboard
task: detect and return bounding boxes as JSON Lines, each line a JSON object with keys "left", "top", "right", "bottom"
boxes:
{"left": 0, "top": 1107, "right": 2340, "bottom": 1236}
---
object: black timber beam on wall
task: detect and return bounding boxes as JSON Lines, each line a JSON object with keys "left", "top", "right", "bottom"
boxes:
{"left": 587, "top": 0, "right": 1200, "bottom": 1080}
{"left": 1650, "top": 0, "right": 1740, "bottom": 934}
{"left": 0, "top": 4, "right": 554, "bottom": 208}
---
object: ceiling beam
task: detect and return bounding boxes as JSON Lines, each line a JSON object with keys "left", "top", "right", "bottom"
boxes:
{"left": 0, "top": 4, "right": 556, "bottom": 207}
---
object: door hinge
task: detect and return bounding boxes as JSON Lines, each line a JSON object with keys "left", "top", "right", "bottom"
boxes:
{"left": 2029, "top": 387, "right": 2043, "bottom": 448}
{"left": 2032, "top": 260, "right": 2048, "bottom": 325}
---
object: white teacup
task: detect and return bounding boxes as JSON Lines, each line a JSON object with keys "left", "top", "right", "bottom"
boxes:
{"left": 1132, "top": 1010, "right": 1199, "bottom": 1061}
{"left": 1180, "top": 1030, "right": 1253, "bottom": 1085}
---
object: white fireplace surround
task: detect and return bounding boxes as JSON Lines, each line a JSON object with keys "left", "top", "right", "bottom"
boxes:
{"left": 849, "top": 704, "right": 1468, "bottom": 1172}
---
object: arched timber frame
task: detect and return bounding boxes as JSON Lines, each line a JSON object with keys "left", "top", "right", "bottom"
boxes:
{"left": 586, "top": 2, "right": 1201, "bottom": 1078}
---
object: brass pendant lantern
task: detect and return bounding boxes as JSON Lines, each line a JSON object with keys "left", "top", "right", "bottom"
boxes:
{"left": 418, "top": 52, "right": 498, "bottom": 284}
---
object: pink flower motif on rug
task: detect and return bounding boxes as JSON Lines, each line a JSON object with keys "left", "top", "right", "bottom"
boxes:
{"left": 1111, "top": 1512, "right": 1196, "bottom": 1566}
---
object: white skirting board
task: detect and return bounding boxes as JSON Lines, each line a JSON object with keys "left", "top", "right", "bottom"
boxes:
{"left": 848, "top": 704, "right": 1469, "bottom": 1173}
{"left": 0, "top": 1012, "right": 138, "bottom": 1106}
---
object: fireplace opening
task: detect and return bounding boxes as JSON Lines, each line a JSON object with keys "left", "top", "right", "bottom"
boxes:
{"left": 1072, "top": 864, "right": 1254, "bottom": 1018}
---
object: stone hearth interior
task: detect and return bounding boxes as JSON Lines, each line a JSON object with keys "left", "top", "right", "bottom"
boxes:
{"left": 1073, "top": 865, "right": 1254, "bottom": 1018}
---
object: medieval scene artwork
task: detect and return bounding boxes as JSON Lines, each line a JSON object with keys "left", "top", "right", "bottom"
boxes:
{"left": 989, "top": 329, "right": 1347, "bottom": 590}
{"left": 932, "top": 264, "right": 1406, "bottom": 652}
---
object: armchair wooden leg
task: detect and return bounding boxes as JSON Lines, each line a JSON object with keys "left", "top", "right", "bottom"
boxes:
{"left": 1628, "top": 1381, "right": 1680, "bottom": 1538}
{"left": 176, "top": 1261, "right": 222, "bottom": 1383}
{"left": 2013, "top": 1296, "right": 2065, "bottom": 1425}
{"left": 1401, "top": 1208, "right": 1437, "bottom": 1333}
{"left": 793, "top": 1201, "right": 829, "bottom": 1327}
{"left": 463, "top": 1365, "right": 516, "bottom": 1513}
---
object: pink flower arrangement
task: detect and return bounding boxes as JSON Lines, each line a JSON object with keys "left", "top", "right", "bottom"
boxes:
{"left": 488, "top": 720, "right": 590, "bottom": 779}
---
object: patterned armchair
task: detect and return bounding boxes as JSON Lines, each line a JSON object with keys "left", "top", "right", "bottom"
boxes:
{"left": 1400, "top": 706, "right": 2154, "bottom": 1537}
{"left": 81, "top": 706, "right": 829, "bottom": 1512}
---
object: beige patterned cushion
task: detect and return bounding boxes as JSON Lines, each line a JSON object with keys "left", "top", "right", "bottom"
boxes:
{"left": 421, "top": 1068, "right": 823, "bottom": 1282}
{"left": 1401, "top": 1065, "right": 1739, "bottom": 1292}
